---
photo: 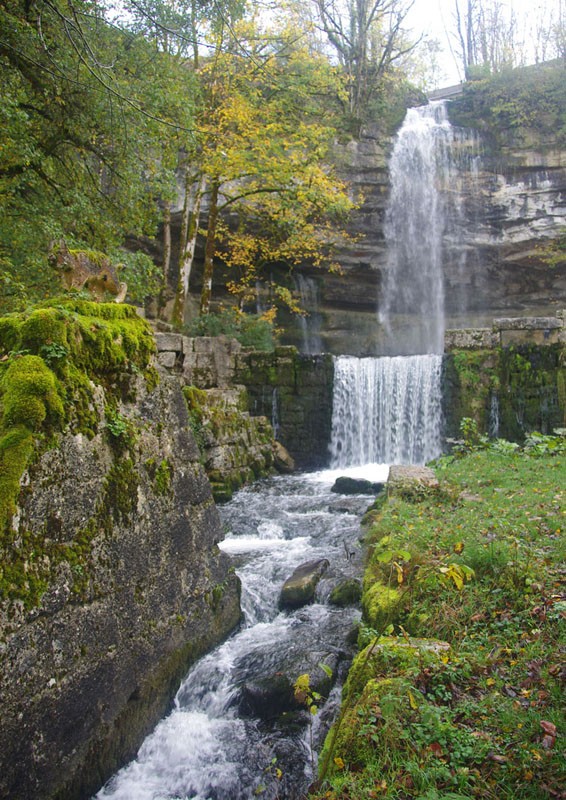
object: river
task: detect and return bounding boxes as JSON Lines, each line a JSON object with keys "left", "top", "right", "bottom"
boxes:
{"left": 96, "top": 464, "right": 389, "bottom": 800}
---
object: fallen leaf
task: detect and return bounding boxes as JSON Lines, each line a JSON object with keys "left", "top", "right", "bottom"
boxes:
{"left": 540, "top": 721, "right": 557, "bottom": 736}
{"left": 488, "top": 752, "right": 508, "bottom": 763}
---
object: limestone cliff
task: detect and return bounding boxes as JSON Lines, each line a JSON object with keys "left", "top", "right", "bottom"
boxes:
{"left": 0, "top": 302, "right": 241, "bottom": 799}
{"left": 284, "top": 63, "right": 566, "bottom": 356}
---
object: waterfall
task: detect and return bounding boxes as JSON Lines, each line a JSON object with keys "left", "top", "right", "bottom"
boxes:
{"left": 329, "top": 355, "right": 443, "bottom": 466}
{"left": 294, "top": 274, "right": 323, "bottom": 354}
{"left": 381, "top": 101, "right": 480, "bottom": 355}
{"left": 488, "top": 390, "right": 500, "bottom": 439}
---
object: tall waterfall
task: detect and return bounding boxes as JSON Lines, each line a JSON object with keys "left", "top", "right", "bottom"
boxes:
{"left": 329, "top": 355, "right": 443, "bottom": 466}
{"left": 381, "top": 101, "right": 479, "bottom": 355}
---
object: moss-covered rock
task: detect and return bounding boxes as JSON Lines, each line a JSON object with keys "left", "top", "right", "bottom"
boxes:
{"left": 443, "top": 343, "right": 565, "bottom": 441}
{"left": 182, "top": 384, "right": 277, "bottom": 501}
{"left": 0, "top": 300, "right": 156, "bottom": 539}
{"left": 279, "top": 558, "right": 330, "bottom": 610}
{"left": 343, "top": 636, "right": 450, "bottom": 703}
{"left": 329, "top": 578, "right": 362, "bottom": 607}
{"left": 0, "top": 369, "right": 241, "bottom": 800}
{"left": 361, "top": 581, "right": 404, "bottom": 631}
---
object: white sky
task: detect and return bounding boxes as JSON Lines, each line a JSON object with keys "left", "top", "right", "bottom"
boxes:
{"left": 405, "top": 0, "right": 564, "bottom": 86}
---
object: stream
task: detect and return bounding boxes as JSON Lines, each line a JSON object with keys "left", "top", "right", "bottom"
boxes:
{"left": 96, "top": 464, "right": 389, "bottom": 800}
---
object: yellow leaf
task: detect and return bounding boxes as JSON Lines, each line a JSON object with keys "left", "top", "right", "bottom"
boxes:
{"left": 394, "top": 561, "right": 404, "bottom": 585}
{"left": 333, "top": 757, "right": 345, "bottom": 770}
{"left": 408, "top": 690, "right": 418, "bottom": 710}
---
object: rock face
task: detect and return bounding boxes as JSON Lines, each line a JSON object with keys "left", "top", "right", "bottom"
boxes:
{"left": 279, "top": 70, "right": 566, "bottom": 356}
{"left": 0, "top": 373, "right": 241, "bottom": 800}
{"left": 235, "top": 348, "right": 335, "bottom": 469}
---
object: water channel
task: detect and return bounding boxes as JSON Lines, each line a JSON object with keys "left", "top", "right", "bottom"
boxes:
{"left": 96, "top": 465, "right": 388, "bottom": 800}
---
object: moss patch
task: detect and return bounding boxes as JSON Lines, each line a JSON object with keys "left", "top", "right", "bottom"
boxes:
{"left": 443, "top": 344, "right": 565, "bottom": 441}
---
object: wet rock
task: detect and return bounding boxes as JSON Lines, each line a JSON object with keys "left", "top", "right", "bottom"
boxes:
{"left": 273, "top": 441, "right": 295, "bottom": 473}
{"left": 279, "top": 559, "right": 330, "bottom": 610}
{"left": 331, "top": 476, "right": 385, "bottom": 495}
{"left": 239, "top": 652, "right": 339, "bottom": 720}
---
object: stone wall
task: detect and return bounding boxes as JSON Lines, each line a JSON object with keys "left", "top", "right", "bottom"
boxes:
{"left": 155, "top": 334, "right": 335, "bottom": 470}
{"left": 234, "top": 348, "right": 335, "bottom": 470}
{"left": 443, "top": 313, "right": 565, "bottom": 441}
{"left": 0, "top": 372, "right": 241, "bottom": 800}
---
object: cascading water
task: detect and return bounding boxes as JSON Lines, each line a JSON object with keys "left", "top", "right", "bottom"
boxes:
{"left": 95, "top": 472, "right": 377, "bottom": 800}
{"left": 92, "top": 101, "right": 475, "bottom": 800}
{"left": 380, "top": 101, "right": 480, "bottom": 355}
{"left": 329, "top": 354, "right": 443, "bottom": 467}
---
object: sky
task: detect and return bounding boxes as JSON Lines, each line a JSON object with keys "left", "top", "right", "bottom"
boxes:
{"left": 405, "top": 0, "right": 564, "bottom": 87}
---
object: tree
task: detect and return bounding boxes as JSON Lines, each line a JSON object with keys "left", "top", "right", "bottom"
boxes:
{"left": 304, "top": 0, "right": 418, "bottom": 119}
{"left": 450, "top": 0, "right": 565, "bottom": 79}
{"left": 190, "top": 22, "right": 355, "bottom": 317}
{"left": 0, "top": 0, "right": 196, "bottom": 301}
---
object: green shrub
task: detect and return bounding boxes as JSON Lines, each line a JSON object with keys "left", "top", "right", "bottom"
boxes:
{"left": 185, "top": 307, "right": 276, "bottom": 351}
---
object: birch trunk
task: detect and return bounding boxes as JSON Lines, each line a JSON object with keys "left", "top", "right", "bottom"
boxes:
{"left": 199, "top": 178, "right": 220, "bottom": 316}
{"left": 162, "top": 200, "right": 172, "bottom": 281}
{"left": 172, "top": 169, "right": 204, "bottom": 327}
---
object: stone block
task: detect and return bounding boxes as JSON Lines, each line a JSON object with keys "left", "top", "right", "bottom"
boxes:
{"left": 157, "top": 351, "right": 177, "bottom": 368}
{"left": 500, "top": 328, "right": 563, "bottom": 346}
{"left": 494, "top": 316, "right": 562, "bottom": 331}
{"left": 154, "top": 332, "right": 183, "bottom": 352}
{"left": 444, "top": 328, "right": 498, "bottom": 350}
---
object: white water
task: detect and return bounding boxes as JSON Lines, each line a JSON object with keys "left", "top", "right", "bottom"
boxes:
{"left": 381, "top": 101, "right": 480, "bottom": 355}
{"left": 96, "top": 472, "right": 370, "bottom": 800}
{"left": 329, "top": 354, "right": 443, "bottom": 467}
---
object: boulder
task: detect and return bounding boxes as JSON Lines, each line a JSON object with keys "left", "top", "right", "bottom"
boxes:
{"left": 331, "top": 476, "right": 385, "bottom": 495}
{"left": 329, "top": 579, "right": 362, "bottom": 607}
{"left": 279, "top": 558, "right": 330, "bottom": 610}
{"left": 238, "top": 652, "right": 339, "bottom": 720}
{"left": 387, "top": 465, "right": 439, "bottom": 500}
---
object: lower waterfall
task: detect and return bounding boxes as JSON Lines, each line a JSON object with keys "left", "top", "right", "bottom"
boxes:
{"left": 329, "top": 354, "right": 443, "bottom": 467}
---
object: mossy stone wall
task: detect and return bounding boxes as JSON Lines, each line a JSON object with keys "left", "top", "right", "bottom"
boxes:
{"left": 234, "top": 347, "right": 335, "bottom": 469}
{"left": 443, "top": 343, "right": 565, "bottom": 440}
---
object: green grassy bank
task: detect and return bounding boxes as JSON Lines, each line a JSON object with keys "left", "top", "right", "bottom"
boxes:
{"left": 313, "top": 436, "right": 565, "bottom": 800}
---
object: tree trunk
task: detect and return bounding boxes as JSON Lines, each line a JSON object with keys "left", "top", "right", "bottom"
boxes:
{"left": 162, "top": 200, "right": 172, "bottom": 281}
{"left": 172, "top": 168, "right": 204, "bottom": 327}
{"left": 199, "top": 178, "right": 220, "bottom": 316}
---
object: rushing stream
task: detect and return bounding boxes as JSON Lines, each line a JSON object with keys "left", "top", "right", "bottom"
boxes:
{"left": 96, "top": 466, "right": 388, "bottom": 800}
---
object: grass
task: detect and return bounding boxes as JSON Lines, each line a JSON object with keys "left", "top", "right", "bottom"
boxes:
{"left": 312, "top": 439, "right": 565, "bottom": 800}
